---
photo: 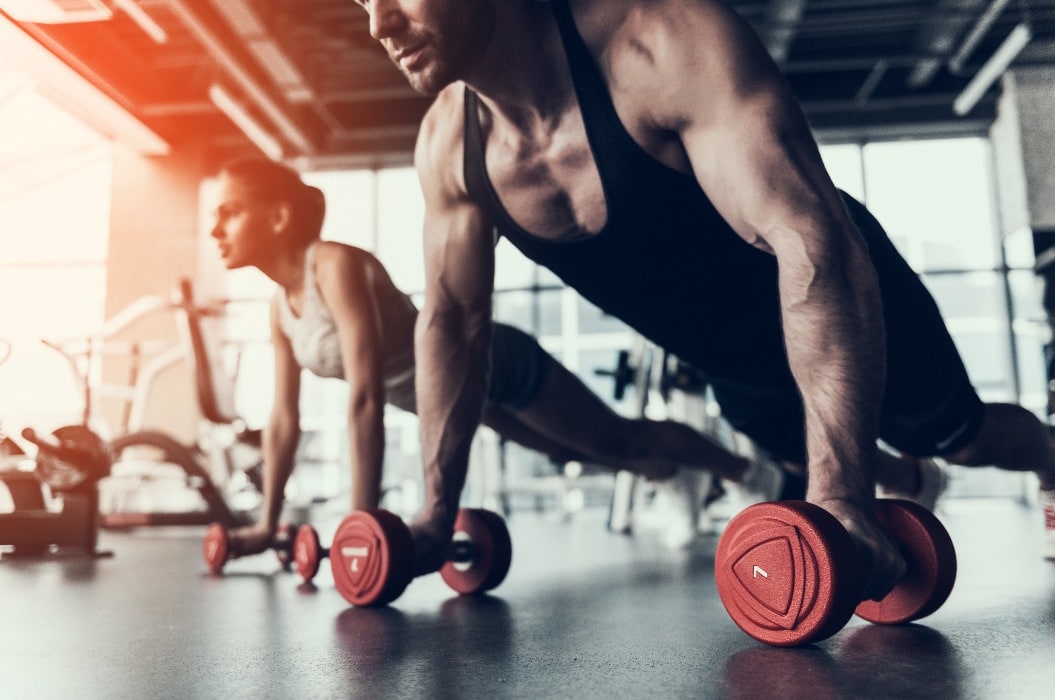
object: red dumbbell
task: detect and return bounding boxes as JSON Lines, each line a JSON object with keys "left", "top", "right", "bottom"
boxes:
{"left": 202, "top": 522, "right": 299, "bottom": 574}
{"left": 715, "top": 498, "right": 956, "bottom": 646}
{"left": 438, "top": 508, "right": 513, "bottom": 594}
{"left": 327, "top": 507, "right": 513, "bottom": 606}
{"left": 293, "top": 524, "right": 329, "bottom": 583}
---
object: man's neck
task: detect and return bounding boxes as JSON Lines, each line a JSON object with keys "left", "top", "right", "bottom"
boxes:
{"left": 463, "top": 0, "right": 574, "bottom": 132}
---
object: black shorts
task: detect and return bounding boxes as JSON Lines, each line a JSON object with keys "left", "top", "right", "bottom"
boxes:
{"left": 488, "top": 323, "right": 550, "bottom": 410}
{"left": 710, "top": 194, "right": 985, "bottom": 463}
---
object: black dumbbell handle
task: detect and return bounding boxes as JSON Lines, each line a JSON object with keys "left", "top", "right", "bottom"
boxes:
{"left": 445, "top": 539, "right": 478, "bottom": 563}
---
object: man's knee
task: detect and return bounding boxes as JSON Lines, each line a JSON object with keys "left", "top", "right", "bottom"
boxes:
{"left": 941, "top": 402, "right": 1049, "bottom": 466}
{"left": 580, "top": 416, "right": 650, "bottom": 461}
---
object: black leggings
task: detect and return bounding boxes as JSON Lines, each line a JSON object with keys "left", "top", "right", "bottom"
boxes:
{"left": 488, "top": 323, "right": 551, "bottom": 411}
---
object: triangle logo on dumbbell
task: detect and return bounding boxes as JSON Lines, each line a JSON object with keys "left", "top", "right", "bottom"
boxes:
{"left": 726, "top": 522, "right": 815, "bottom": 631}
{"left": 341, "top": 545, "right": 370, "bottom": 586}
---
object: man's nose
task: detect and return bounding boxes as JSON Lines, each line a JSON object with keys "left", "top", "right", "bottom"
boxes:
{"left": 368, "top": 0, "right": 404, "bottom": 41}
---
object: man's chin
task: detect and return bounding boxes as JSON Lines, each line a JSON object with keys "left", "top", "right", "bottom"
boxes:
{"left": 403, "top": 69, "right": 449, "bottom": 97}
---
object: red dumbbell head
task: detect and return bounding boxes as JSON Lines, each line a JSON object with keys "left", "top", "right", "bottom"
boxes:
{"left": 715, "top": 501, "right": 860, "bottom": 646}
{"left": 294, "top": 524, "right": 324, "bottom": 583}
{"left": 854, "top": 499, "right": 957, "bottom": 624}
{"left": 439, "top": 508, "right": 513, "bottom": 595}
{"left": 330, "top": 510, "right": 414, "bottom": 607}
{"left": 203, "top": 523, "right": 229, "bottom": 574}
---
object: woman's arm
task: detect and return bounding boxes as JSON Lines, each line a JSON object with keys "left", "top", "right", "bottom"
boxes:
{"left": 259, "top": 295, "right": 302, "bottom": 534}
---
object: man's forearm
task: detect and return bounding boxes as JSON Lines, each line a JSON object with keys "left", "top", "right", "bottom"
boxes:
{"left": 778, "top": 230, "right": 886, "bottom": 503}
{"left": 414, "top": 307, "right": 491, "bottom": 528}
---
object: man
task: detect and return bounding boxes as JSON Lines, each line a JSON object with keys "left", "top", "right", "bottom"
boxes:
{"left": 357, "top": 0, "right": 1055, "bottom": 599}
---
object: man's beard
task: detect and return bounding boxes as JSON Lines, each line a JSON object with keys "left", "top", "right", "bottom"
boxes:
{"left": 400, "top": 62, "right": 453, "bottom": 97}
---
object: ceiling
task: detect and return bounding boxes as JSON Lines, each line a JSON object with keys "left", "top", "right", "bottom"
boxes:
{"left": 2, "top": 0, "right": 1055, "bottom": 169}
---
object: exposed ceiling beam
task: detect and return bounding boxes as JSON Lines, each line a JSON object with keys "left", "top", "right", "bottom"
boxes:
{"left": 161, "top": 0, "right": 317, "bottom": 155}
{"left": 908, "top": 0, "right": 992, "bottom": 89}
{"left": 949, "top": 0, "right": 1016, "bottom": 73}
{"left": 205, "top": 0, "right": 344, "bottom": 133}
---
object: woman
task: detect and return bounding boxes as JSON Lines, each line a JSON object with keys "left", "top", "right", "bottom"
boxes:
{"left": 209, "top": 157, "right": 757, "bottom": 555}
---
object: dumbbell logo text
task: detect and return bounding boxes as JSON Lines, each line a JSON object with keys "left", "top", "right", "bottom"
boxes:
{"left": 342, "top": 545, "right": 369, "bottom": 573}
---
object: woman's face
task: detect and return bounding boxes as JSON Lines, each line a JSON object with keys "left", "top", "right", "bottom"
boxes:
{"left": 210, "top": 173, "right": 286, "bottom": 270}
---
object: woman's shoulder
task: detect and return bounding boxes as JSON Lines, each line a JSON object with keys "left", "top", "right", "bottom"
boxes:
{"left": 313, "top": 240, "right": 374, "bottom": 272}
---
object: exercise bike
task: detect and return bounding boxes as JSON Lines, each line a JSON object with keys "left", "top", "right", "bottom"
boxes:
{"left": 0, "top": 420, "right": 113, "bottom": 558}
{"left": 32, "top": 281, "right": 261, "bottom": 531}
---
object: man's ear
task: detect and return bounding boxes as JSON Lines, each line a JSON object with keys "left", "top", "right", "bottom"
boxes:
{"left": 271, "top": 201, "right": 293, "bottom": 234}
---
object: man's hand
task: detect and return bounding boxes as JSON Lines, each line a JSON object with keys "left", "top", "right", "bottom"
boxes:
{"left": 408, "top": 512, "right": 455, "bottom": 576}
{"left": 815, "top": 498, "right": 907, "bottom": 601}
{"left": 228, "top": 524, "right": 277, "bottom": 558}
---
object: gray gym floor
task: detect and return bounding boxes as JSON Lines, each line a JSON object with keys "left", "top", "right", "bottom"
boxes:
{"left": 1, "top": 497, "right": 1053, "bottom": 699}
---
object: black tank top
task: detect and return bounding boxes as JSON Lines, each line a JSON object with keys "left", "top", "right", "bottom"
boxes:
{"left": 463, "top": 0, "right": 787, "bottom": 388}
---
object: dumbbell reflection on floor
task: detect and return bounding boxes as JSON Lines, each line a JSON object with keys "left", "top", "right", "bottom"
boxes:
{"left": 715, "top": 498, "right": 957, "bottom": 647}
{"left": 305, "top": 507, "right": 512, "bottom": 606}
{"left": 202, "top": 522, "right": 299, "bottom": 574}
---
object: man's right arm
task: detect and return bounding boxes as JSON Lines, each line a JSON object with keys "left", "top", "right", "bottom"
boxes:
{"left": 410, "top": 92, "right": 497, "bottom": 575}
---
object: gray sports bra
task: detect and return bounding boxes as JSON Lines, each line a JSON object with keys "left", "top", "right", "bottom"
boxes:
{"left": 276, "top": 242, "right": 417, "bottom": 390}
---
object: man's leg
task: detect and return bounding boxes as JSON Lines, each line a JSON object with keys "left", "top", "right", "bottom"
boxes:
{"left": 935, "top": 402, "right": 1055, "bottom": 559}
{"left": 480, "top": 403, "right": 588, "bottom": 465}
{"left": 942, "top": 402, "right": 1055, "bottom": 488}
{"left": 507, "top": 355, "right": 750, "bottom": 482}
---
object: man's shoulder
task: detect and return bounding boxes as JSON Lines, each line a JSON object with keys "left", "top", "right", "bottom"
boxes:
{"left": 419, "top": 84, "right": 465, "bottom": 153}
{"left": 572, "top": 0, "right": 727, "bottom": 42}
{"left": 414, "top": 84, "right": 469, "bottom": 199}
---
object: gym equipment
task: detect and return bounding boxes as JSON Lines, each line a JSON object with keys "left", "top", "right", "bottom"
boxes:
{"left": 328, "top": 507, "right": 512, "bottom": 607}
{"left": 597, "top": 338, "right": 655, "bottom": 534}
{"left": 0, "top": 426, "right": 113, "bottom": 557}
{"left": 439, "top": 508, "right": 513, "bottom": 594}
{"left": 715, "top": 498, "right": 956, "bottom": 646}
{"left": 39, "top": 279, "right": 261, "bottom": 530}
{"left": 202, "top": 522, "right": 299, "bottom": 574}
{"left": 293, "top": 524, "right": 329, "bottom": 583}
{"left": 594, "top": 349, "right": 638, "bottom": 401}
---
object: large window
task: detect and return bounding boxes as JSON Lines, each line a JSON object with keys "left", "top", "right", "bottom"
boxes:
{"left": 821, "top": 137, "right": 1042, "bottom": 498}
{"left": 821, "top": 137, "right": 1043, "bottom": 414}
{"left": 0, "top": 58, "right": 113, "bottom": 433}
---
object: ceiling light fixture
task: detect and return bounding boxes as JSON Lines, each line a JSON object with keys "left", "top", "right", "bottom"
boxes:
{"left": 208, "top": 83, "right": 283, "bottom": 161}
{"left": 112, "top": 0, "right": 168, "bottom": 44}
{"left": 949, "top": 0, "right": 1014, "bottom": 74}
{"left": 953, "top": 21, "right": 1032, "bottom": 116}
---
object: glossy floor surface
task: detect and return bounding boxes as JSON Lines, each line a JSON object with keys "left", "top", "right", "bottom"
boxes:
{"left": 1, "top": 498, "right": 1053, "bottom": 699}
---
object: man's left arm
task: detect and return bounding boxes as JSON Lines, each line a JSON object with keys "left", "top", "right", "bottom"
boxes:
{"left": 634, "top": 0, "right": 900, "bottom": 598}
